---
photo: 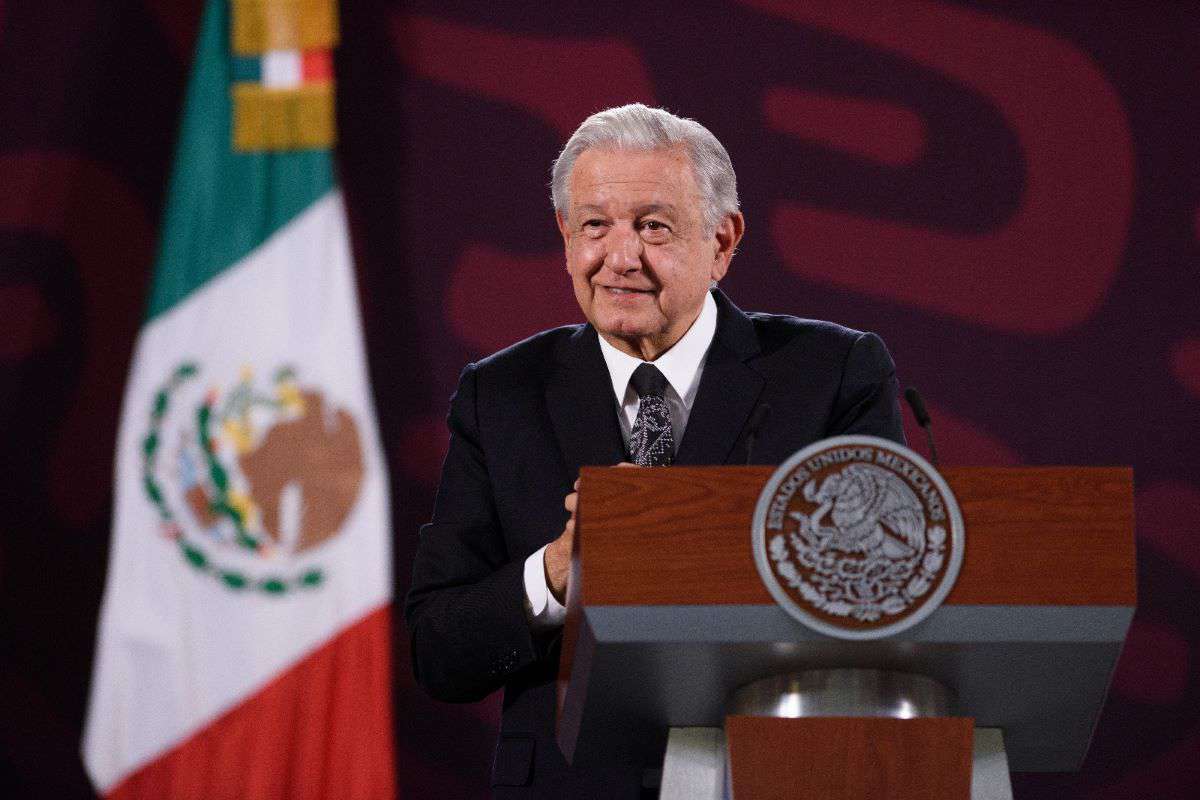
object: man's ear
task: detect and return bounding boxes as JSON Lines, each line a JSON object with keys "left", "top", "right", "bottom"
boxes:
{"left": 556, "top": 210, "right": 572, "bottom": 253}
{"left": 710, "top": 211, "right": 745, "bottom": 282}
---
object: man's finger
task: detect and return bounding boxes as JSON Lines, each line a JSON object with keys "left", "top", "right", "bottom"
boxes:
{"left": 616, "top": 461, "right": 639, "bottom": 468}
{"left": 564, "top": 492, "right": 577, "bottom": 514}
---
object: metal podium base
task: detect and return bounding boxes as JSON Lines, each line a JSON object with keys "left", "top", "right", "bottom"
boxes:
{"left": 729, "top": 669, "right": 953, "bottom": 718}
{"left": 659, "top": 669, "right": 1013, "bottom": 800}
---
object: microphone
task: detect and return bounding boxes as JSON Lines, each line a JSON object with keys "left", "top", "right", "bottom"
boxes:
{"left": 744, "top": 403, "right": 771, "bottom": 465}
{"left": 903, "top": 387, "right": 940, "bottom": 468}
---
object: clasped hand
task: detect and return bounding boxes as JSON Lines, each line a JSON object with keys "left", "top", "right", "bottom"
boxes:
{"left": 543, "top": 463, "right": 636, "bottom": 603}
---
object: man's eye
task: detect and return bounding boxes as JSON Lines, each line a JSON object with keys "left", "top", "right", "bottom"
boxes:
{"left": 583, "top": 219, "right": 606, "bottom": 229}
{"left": 643, "top": 221, "right": 666, "bottom": 230}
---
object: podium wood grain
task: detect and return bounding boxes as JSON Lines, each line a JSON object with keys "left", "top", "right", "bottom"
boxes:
{"left": 574, "top": 466, "right": 1134, "bottom": 607}
{"left": 725, "top": 716, "right": 974, "bottom": 800}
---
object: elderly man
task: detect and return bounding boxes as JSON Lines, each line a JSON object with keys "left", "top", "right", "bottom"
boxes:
{"left": 406, "top": 104, "right": 904, "bottom": 798}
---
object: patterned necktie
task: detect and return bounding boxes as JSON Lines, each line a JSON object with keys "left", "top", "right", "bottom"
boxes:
{"left": 629, "top": 363, "right": 675, "bottom": 466}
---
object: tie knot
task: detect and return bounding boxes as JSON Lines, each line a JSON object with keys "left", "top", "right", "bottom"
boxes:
{"left": 630, "top": 363, "right": 669, "bottom": 398}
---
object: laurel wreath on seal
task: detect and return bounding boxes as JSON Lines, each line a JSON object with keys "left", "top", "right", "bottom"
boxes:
{"left": 768, "top": 525, "right": 947, "bottom": 622}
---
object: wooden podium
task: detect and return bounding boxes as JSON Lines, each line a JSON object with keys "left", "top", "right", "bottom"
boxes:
{"left": 556, "top": 466, "right": 1135, "bottom": 799}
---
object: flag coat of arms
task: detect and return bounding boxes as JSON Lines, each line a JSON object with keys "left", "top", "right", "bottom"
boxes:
{"left": 83, "top": 1, "right": 395, "bottom": 797}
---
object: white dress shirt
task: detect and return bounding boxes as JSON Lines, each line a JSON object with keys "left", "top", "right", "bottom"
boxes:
{"left": 523, "top": 292, "right": 719, "bottom": 629}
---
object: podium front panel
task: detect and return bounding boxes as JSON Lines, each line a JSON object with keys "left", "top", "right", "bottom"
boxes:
{"left": 557, "top": 466, "right": 1135, "bottom": 772}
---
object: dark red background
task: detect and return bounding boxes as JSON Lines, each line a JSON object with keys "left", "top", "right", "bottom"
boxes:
{"left": 2, "top": 1, "right": 1199, "bottom": 797}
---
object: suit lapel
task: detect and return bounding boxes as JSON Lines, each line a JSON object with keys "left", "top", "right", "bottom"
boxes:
{"left": 546, "top": 325, "right": 627, "bottom": 477}
{"left": 675, "top": 290, "right": 765, "bottom": 465}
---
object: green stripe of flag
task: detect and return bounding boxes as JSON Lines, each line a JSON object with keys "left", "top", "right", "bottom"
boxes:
{"left": 146, "top": 0, "right": 335, "bottom": 321}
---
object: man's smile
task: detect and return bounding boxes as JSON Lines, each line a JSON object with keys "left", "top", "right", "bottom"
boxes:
{"left": 599, "top": 285, "right": 654, "bottom": 296}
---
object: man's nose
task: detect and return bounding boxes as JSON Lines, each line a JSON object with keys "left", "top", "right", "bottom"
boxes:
{"left": 604, "top": 226, "right": 643, "bottom": 274}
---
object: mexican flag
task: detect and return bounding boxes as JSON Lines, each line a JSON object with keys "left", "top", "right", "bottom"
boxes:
{"left": 82, "top": 1, "right": 395, "bottom": 797}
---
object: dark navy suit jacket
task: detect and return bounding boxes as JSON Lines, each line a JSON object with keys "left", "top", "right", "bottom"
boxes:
{"left": 405, "top": 290, "right": 905, "bottom": 798}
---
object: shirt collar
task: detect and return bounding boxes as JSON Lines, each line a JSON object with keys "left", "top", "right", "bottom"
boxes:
{"left": 596, "top": 290, "right": 718, "bottom": 403}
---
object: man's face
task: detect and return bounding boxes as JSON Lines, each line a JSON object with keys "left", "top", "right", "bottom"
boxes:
{"left": 556, "top": 146, "right": 743, "bottom": 360}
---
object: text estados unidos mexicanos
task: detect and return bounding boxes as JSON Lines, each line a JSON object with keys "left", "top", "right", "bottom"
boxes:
{"left": 766, "top": 447, "right": 946, "bottom": 529}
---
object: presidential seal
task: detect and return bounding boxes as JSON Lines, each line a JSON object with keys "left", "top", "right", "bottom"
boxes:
{"left": 139, "top": 361, "right": 365, "bottom": 595}
{"left": 751, "top": 436, "right": 964, "bottom": 639}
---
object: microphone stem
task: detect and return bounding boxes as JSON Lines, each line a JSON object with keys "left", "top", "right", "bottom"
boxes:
{"left": 923, "top": 425, "right": 940, "bottom": 468}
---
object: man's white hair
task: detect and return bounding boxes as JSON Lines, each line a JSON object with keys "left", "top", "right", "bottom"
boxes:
{"left": 550, "top": 103, "right": 739, "bottom": 232}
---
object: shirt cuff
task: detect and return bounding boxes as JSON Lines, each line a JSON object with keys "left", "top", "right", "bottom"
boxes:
{"left": 523, "top": 544, "right": 567, "bottom": 631}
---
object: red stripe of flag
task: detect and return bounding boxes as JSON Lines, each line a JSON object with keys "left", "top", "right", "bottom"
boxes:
{"left": 106, "top": 605, "right": 396, "bottom": 800}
